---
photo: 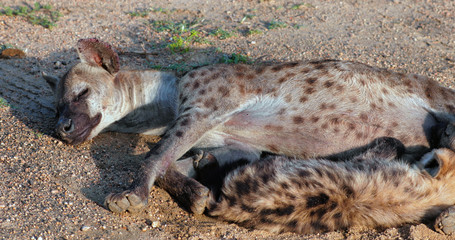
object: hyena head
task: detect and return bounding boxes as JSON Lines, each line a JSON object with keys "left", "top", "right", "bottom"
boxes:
{"left": 43, "top": 38, "right": 121, "bottom": 144}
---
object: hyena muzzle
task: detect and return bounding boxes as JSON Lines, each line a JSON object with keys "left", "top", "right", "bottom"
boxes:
{"left": 44, "top": 38, "right": 455, "bottom": 216}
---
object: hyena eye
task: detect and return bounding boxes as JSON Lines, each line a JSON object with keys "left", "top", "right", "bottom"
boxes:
{"left": 74, "top": 88, "right": 89, "bottom": 102}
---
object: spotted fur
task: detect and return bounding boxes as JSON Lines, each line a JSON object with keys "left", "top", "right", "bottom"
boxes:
{"left": 206, "top": 148, "right": 455, "bottom": 234}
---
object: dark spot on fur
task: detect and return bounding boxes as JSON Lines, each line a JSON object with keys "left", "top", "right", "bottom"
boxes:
{"left": 175, "top": 131, "right": 184, "bottom": 137}
{"left": 310, "top": 221, "right": 329, "bottom": 232}
{"left": 218, "top": 86, "right": 230, "bottom": 97}
{"left": 287, "top": 220, "right": 298, "bottom": 229}
{"left": 236, "top": 72, "right": 245, "bottom": 78}
{"left": 305, "top": 87, "right": 316, "bottom": 94}
{"left": 311, "top": 116, "right": 320, "bottom": 123}
{"left": 241, "top": 204, "right": 255, "bottom": 213}
{"left": 235, "top": 180, "right": 251, "bottom": 195}
{"left": 306, "top": 193, "right": 330, "bottom": 208}
{"left": 281, "top": 182, "right": 290, "bottom": 190}
{"left": 193, "top": 81, "right": 200, "bottom": 89}
{"left": 260, "top": 205, "right": 295, "bottom": 216}
{"left": 298, "top": 170, "right": 310, "bottom": 177}
{"left": 188, "top": 71, "right": 196, "bottom": 78}
{"left": 255, "top": 66, "right": 266, "bottom": 74}
{"left": 382, "top": 88, "right": 389, "bottom": 95}
{"left": 310, "top": 207, "right": 328, "bottom": 218}
{"left": 301, "top": 68, "right": 311, "bottom": 74}
{"left": 180, "top": 118, "right": 190, "bottom": 126}
{"left": 181, "top": 96, "right": 188, "bottom": 105}
{"left": 334, "top": 212, "right": 342, "bottom": 219}
{"left": 199, "top": 89, "right": 206, "bottom": 95}
{"left": 336, "top": 85, "right": 344, "bottom": 92}
{"left": 247, "top": 74, "right": 255, "bottom": 80}
{"left": 320, "top": 103, "right": 327, "bottom": 110}
{"left": 305, "top": 77, "right": 318, "bottom": 85}
{"left": 330, "top": 117, "right": 340, "bottom": 125}
{"left": 342, "top": 185, "right": 354, "bottom": 197}
{"left": 271, "top": 65, "right": 284, "bottom": 72}
{"left": 278, "top": 76, "right": 287, "bottom": 83}
{"left": 324, "top": 81, "right": 334, "bottom": 88}
{"left": 348, "top": 123, "right": 356, "bottom": 130}
{"left": 359, "top": 113, "right": 368, "bottom": 121}
{"left": 300, "top": 96, "right": 308, "bottom": 103}
{"left": 293, "top": 116, "right": 304, "bottom": 124}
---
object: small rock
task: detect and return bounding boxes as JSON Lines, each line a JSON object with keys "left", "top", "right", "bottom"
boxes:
{"left": 152, "top": 221, "right": 160, "bottom": 228}
{"left": 81, "top": 225, "right": 90, "bottom": 231}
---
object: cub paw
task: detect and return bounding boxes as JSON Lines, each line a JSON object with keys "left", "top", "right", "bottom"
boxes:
{"left": 435, "top": 205, "right": 455, "bottom": 234}
{"left": 188, "top": 182, "right": 210, "bottom": 214}
{"left": 105, "top": 190, "right": 147, "bottom": 214}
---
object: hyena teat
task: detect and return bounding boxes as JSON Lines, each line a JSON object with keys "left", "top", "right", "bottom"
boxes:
{"left": 199, "top": 140, "right": 455, "bottom": 234}
{"left": 44, "top": 38, "right": 455, "bottom": 214}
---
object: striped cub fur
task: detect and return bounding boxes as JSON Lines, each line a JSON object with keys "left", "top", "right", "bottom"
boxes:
{"left": 206, "top": 148, "right": 455, "bottom": 234}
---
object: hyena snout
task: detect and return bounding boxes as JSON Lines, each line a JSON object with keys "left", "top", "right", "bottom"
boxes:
{"left": 56, "top": 117, "right": 75, "bottom": 137}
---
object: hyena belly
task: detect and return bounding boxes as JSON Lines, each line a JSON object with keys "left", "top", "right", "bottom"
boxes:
{"left": 209, "top": 61, "right": 450, "bottom": 158}
{"left": 207, "top": 149, "right": 455, "bottom": 234}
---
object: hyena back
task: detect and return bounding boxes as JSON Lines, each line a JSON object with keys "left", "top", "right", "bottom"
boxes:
{"left": 205, "top": 147, "right": 455, "bottom": 234}
{"left": 44, "top": 38, "right": 455, "bottom": 214}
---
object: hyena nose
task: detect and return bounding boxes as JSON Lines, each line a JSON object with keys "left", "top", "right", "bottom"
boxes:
{"left": 57, "top": 118, "right": 74, "bottom": 136}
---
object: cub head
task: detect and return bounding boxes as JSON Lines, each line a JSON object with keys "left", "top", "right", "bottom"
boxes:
{"left": 44, "top": 38, "right": 121, "bottom": 144}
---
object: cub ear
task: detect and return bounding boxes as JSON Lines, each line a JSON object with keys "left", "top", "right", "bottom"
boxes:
{"left": 42, "top": 71, "right": 59, "bottom": 94}
{"left": 76, "top": 38, "right": 120, "bottom": 74}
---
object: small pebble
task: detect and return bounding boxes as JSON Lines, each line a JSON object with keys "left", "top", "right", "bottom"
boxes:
{"left": 81, "top": 225, "right": 90, "bottom": 231}
{"left": 152, "top": 221, "right": 161, "bottom": 228}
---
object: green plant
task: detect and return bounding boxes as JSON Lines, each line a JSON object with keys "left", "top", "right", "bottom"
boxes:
{"left": 219, "top": 53, "right": 252, "bottom": 64}
{"left": 267, "top": 20, "right": 287, "bottom": 29}
{"left": 0, "top": 2, "right": 62, "bottom": 29}
{"left": 211, "top": 28, "right": 236, "bottom": 40}
{"left": 149, "top": 19, "right": 203, "bottom": 34}
{"left": 247, "top": 29, "right": 263, "bottom": 36}
{"left": 127, "top": 9, "right": 150, "bottom": 17}
{"left": 0, "top": 97, "right": 10, "bottom": 108}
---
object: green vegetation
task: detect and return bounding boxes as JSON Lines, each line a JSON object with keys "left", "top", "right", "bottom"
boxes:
{"left": 127, "top": 7, "right": 171, "bottom": 17}
{"left": 219, "top": 53, "right": 252, "bottom": 64}
{"left": 168, "top": 30, "right": 206, "bottom": 53}
{"left": 0, "top": 97, "right": 10, "bottom": 108}
{"left": 127, "top": 9, "right": 150, "bottom": 17}
{"left": 0, "top": 2, "right": 62, "bottom": 29}
{"left": 247, "top": 29, "right": 263, "bottom": 36}
{"left": 291, "top": 3, "right": 314, "bottom": 10}
{"left": 267, "top": 20, "right": 287, "bottom": 29}
{"left": 210, "top": 28, "right": 236, "bottom": 40}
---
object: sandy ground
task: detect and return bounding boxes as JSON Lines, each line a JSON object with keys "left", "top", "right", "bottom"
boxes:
{"left": 1, "top": 0, "right": 455, "bottom": 239}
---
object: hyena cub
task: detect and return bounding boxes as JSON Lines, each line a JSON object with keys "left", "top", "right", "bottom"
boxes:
{"left": 196, "top": 138, "right": 455, "bottom": 234}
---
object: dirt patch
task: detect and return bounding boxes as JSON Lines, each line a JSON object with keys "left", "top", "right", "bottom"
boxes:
{"left": 1, "top": 0, "right": 455, "bottom": 239}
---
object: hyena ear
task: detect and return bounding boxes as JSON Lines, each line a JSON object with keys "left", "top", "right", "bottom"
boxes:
{"left": 76, "top": 38, "right": 120, "bottom": 74}
{"left": 420, "top": 148, "right": 455, "bottom": 179}
{"left": 42, "top": 72, "right": 59, "bottom": 93}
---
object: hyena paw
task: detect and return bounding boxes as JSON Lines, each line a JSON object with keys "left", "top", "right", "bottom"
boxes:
{"left": 188, "top": 181, "right": 210, "bottom": 214}
{"left": 435, "top": 205, "right": 455, "bottom": 234}
{"left": 104, "top": 190, "right": 147, "bottom": 214}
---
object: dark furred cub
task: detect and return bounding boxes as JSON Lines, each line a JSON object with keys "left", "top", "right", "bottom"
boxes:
{"left": 200, "top": 140, "right": 455, "bottom": 234}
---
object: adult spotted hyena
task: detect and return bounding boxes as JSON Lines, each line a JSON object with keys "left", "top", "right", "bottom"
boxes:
{"left": 44, "top": 38, "right": 455, "bottom": 215}
{"left": 196, "top": 138, "right": 455, "bottom": 234}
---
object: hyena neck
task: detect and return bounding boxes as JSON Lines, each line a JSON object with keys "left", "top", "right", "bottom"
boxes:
{"left": 104, "top": 70, "right": 178, "bottom": 135}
